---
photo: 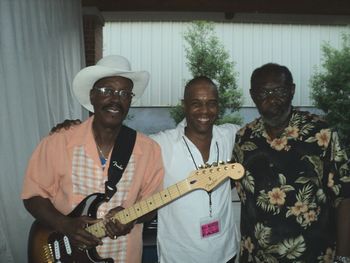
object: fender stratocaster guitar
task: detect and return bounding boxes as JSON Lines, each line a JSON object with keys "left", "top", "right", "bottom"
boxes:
{"left": 28, "top": 162, "right": 244, "bottom": 263}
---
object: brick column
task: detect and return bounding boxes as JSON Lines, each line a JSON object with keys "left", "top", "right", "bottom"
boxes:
{"left": 82, "top": 7, "right": 104, "bottom": 66}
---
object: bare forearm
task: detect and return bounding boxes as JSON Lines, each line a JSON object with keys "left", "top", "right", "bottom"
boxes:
{"left": 336, "top": 198, "right": 350, "bottom": 256}
{"left": 23, "top": 196, "right": 67, "bottom": 231}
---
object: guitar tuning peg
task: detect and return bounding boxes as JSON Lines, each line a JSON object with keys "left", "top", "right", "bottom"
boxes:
{"left": 204, "top": 163, "right": 210, "bottom": 168}
{"left": 219, "top": 160, "right": 225, "bottom": 164}
{"left": 198, "top": 164, "right": 204, "bottom": 169}
{"left": 211, "top": 162, "right": 218, "bottom": 167}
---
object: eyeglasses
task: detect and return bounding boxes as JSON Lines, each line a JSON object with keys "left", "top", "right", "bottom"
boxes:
{"left": 93, "top": 87, "right": 135, "bottom": 100}
{"left": 250, "top": 86, "right": 290, "bottom": 101}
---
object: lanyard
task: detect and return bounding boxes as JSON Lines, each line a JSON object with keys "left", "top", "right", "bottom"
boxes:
{"left": 182, "top": 136, "right": 219, "bottom": 217}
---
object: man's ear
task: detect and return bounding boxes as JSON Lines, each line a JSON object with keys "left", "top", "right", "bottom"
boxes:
{"left": 249, "top": 89, "right": 258, "bottom": 105}
{"left": 288, "top": 84, "right": 296, "bottom": 101}
{"left": 90, "top": 89, "right": 95, "bottom": 104}
{"left": 290, "top": 84, "right": 296, "bottom": 97}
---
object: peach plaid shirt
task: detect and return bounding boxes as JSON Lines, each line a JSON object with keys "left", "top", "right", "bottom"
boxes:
{"left": 22, "top": 116, "right": 164, "bottom": 262}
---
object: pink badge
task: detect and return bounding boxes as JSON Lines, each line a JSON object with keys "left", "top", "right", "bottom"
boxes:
{"left": 200, "top": 220, "right": 220, "bottom": 238}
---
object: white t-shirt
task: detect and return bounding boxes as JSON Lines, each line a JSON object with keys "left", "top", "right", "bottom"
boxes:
{"left": 151, "top": 119, "right": 240, "bottom": 263}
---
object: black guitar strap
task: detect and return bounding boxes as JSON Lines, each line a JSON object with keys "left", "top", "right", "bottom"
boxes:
{"left": 104, "top": 125, "right": 137, "bottom": 201}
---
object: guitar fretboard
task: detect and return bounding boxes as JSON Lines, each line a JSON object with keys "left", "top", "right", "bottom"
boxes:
{"left": 85, "top": 178, "right": 191, "bottom": 238}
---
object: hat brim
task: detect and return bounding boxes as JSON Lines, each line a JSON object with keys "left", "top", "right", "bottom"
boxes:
{"left": 73, "top": 65, "right": 150, "bottom": 112}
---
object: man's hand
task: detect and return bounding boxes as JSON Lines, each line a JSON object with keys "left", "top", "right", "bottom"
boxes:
{"left": 50, "top": 119, "right": 81, "bottom": 134}
{"left": 23, "top": 196, "right": 102, "bottom": 249}
{"left": 104, "top": 206, "right": 135, "bottom": 240}
{"left": 56, "top": 215, "right": 103, "bottom": 249}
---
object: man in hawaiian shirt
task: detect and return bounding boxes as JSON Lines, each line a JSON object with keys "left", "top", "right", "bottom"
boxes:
{"left": 233, "top": 63, "right": 350, "bottom": 263}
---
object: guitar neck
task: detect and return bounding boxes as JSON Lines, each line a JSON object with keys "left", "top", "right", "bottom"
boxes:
{"left": 86, "top": 177, "right": 192, "bottom": 238}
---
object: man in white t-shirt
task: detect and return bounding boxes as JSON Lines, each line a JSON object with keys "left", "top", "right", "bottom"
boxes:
{"left": 151, "top": 76, "right": 240, "bottom": 263}
{"left": 49, "top": 76, "right": 241, "bottom": 262}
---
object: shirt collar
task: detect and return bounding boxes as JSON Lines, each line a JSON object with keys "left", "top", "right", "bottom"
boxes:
{"left": 67, "top": 116, "right": 142, "bottom": 155}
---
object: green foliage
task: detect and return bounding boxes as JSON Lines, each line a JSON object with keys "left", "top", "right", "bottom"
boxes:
{"left": 310, "top": 33, "right": 350, "bottom": 151}
{"left": 170, "top": 21, "right": 243, "bottom": 125}
{"left": 216, "top": 112, "right": 243, "bottom": 125}
{"left": 169, "top": 104, "right": 184, "bottom": 124}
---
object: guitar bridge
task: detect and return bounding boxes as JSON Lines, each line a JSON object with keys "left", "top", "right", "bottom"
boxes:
{"left": 43, "top": 243, "right": 55, "bottom": 262}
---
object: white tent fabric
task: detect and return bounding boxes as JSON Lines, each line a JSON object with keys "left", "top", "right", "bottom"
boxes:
{"left": 0, "top": 0, "right": 85, "bottom": 261}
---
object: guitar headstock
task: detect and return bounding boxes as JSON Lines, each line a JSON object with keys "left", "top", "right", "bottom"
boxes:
{"left": 187, "top": 162, "right": 244, "bottom": 192}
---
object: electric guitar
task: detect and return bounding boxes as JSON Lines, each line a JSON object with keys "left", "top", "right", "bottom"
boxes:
{"left": 28, "top": 162, "right": 244, "bottom": 263}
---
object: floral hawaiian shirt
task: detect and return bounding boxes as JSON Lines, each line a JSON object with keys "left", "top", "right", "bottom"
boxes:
{"left": 233, "top": 109, "right": 350, "bottom": 263}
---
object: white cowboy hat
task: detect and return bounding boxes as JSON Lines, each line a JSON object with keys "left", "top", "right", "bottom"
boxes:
{"left": 73, "top": 55, "right": 150, "bottom": 112}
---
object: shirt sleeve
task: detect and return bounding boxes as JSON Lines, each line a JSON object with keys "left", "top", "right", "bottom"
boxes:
{"left": 149, "top": 131, "right": 171, "bottom": 167}
{"left": 326, "top": 130, "right": 350, "bottom": 206}
{"left": 232, "top": 128, "right": 244, "bottom": 164}
{"left": 137, "top": 137, "right": 164, "bottom": 200}
{"left": 21, "top": 134, "right": 66, "bottom": 201}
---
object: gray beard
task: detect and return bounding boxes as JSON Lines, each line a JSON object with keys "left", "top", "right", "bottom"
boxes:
{"left": 262, "top": 105, "right": 292, "bottom": 128}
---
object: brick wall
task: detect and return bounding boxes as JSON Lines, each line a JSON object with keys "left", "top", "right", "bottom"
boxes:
{"left": 83, "top": 13, "right": 104, "bottom": 66}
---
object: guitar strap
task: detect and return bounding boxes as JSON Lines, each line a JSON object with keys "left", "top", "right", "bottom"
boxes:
{"left": 104, "top": 125, "right": 137, "bottom": 201}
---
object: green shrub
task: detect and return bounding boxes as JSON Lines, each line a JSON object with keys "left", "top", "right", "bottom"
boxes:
{"left": 170, "top": 21, "right": 243, "bottom": 125}
{"left": 310, "top": 33, "right": 350, "bottom": 152}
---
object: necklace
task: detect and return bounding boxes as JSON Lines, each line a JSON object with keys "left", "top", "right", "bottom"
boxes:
{"left": 182, "top": 136, "right": 219, "bottom": 169}
{"left": 96, "top": 144, "right": 108, "bottom": 168}
{"left": 93, "top": 127, "right": 112, "bottom": 169}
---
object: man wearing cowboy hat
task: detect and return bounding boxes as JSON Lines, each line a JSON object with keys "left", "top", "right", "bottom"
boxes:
{"left": 21, "top": 55, "right": 164, "bottom": 262}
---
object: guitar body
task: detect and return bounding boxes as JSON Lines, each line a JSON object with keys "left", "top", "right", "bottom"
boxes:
{"left": 28, "top": 162, "right": 245, "bottom": 263}
{"left": 28, "top": 193, "right": 113, "bottom": 263}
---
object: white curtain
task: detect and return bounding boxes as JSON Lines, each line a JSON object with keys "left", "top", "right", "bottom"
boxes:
{"left": 0, "top": 0, "right": 85, "bottom": 262}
